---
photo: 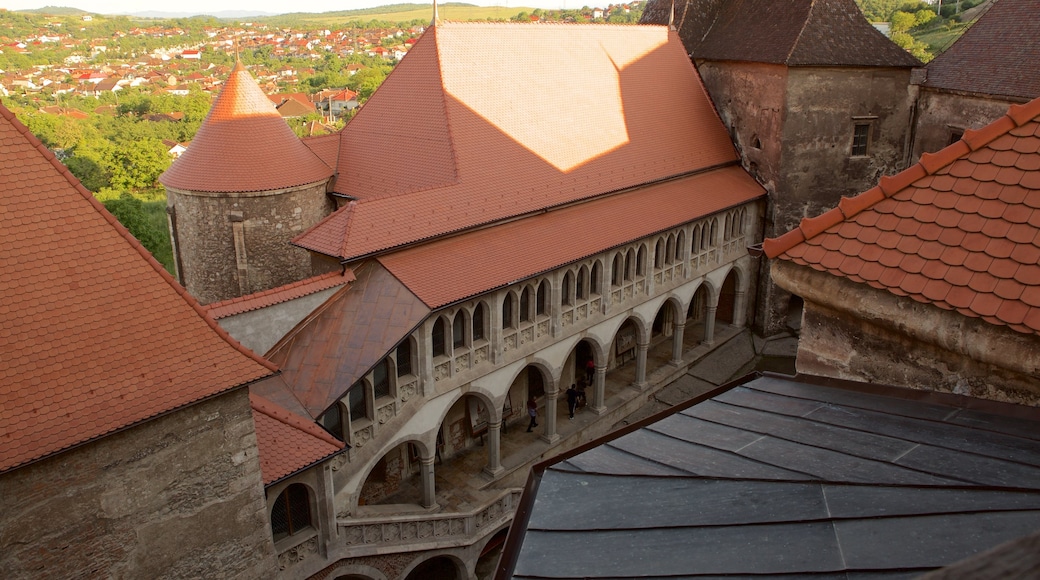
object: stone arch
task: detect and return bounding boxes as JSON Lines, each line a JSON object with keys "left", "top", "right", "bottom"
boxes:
{"left": 611, "top": 252, "right": 624, "bottom": 286}
{"left": 268, "top": 479, "right": 318, "bottom": 543}
{"left": 326, "top": 563, "right": 388, "bottom": 580}
{"left": 675, "top": 230, "right": 686, "bottom": 261}
{"left": 502, "top": 289, "right": 517, "bottom": 329}
{"left": 401, "top": 554, "right": 466, "bottom": 580}
{"left": 472, "top": 300, "right": 489, "bottom": 342}
{"left": 475, "top": 525, "right": 511, "bottom": 580}
{"left": 590, "top": 259, "right": 603, "bottom": 295}
{"left": 717, "top": 268, "right": 742, "bottom": 325}
{"left": 357, "top": 436, "right": 430, "bottom": 508}
{"left": 431, "top": 313, "right": 450, "bottom": 358}
{"left": 652, "top": 295, "right": 684, "bottom": 340}
{"left": 654, "top": 236, "right": 666, "bottom": 269}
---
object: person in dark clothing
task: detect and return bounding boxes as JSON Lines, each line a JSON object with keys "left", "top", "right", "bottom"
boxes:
{"left": 526, "top": 396, "right": 538, "bottom": 432}
{"left": 566, "top": 384, "right": 578, "bottom": 419}
{"left": 585, "top": 358, "right": 595, "bottom": 384}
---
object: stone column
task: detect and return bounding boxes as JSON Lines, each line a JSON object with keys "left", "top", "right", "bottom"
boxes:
{"left": 420, "top": 456, "right": 438, "bottom": 509}
{"left": 704, "top": 305, "right": 717, "bottom": 347}
{"left": 733, "top": 289, "right": 747, "bottom": 328}
{"left": 541, "top": 388, "right": 560, "bottom": 444}
{"left": 483, "top": 420, "right": 504, "bottom": 478}
{"left": 591, "top": 364, "right": 607, "bottom": 414}
{"left": 670, "top": 320, "right": 686, "bottom": 366}
{"left": 634, "top": 338, "right": 649, "bottom": 390}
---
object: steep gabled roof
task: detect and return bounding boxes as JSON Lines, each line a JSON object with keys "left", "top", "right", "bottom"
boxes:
{"left": 764, "top": 97, "right": 1040, "bottom": 336}
{"left": 642, "top": 0, "right": 920, "bottom": 67}
{"left": 250, "top": 392, "right": 344, "bottom": 485}
{"left": 922, "top": 0, "right": 1040, "bottom": 101}
{"left": 159, "top": 61, "right": 333, "bottom": 193}
{"left": 294, "top": 22, "right": 739, "bottom": 261}
{"left": 0, "top": 104, "right": 276, "bottom": 474}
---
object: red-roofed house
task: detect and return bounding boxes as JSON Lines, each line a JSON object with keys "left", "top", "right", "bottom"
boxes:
{"left": 0, "top": 102, "right": 280, "bottom": 576}
{"left": 764, "top": 96, "right": 1040, "bottom": 405}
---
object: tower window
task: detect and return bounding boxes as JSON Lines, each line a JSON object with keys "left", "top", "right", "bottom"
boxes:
{"left": 851, "top": 123, "right": 871, "bottom": 156}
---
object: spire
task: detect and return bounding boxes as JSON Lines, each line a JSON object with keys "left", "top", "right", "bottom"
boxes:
{"left": 432, "top": 0, "right": 439, "bottom": 26}
{"left": 669, "top": 0, "right": 675, "bottom": 29}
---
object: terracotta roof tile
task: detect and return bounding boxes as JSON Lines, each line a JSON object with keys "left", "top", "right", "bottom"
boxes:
{"left": 294, "top": 23, "right": 742, "bottom": 261}
{"left": 0, "top": 104, "right": 275, "bottom": 474}
{"left": 160, "top": 61, "right": 332, "bottom": 193}
{"left": 250, "top": 392, "right": 344, "bottom": 485}
{"left": 206, "top": 270, "right": 354, "bottom": 320}
{"left": 379, "top": 166, "right": 764, "bottom": 308}
{"left": 766, "top": 96, "right": 1040, "bottom": 336}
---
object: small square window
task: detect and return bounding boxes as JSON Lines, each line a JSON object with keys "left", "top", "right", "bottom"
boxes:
{"left": 851, "top": 123, "right": 871, "bottom": 156}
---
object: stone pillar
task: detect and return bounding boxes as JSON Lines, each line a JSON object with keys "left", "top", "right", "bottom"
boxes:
{"left": 541, "top": 388, "right": 560, "bottom": 444}
{"left": 483, "top": 420, "right": 504, "bottom": 478}
{"left": 420, "top": 456, "right": 438, "bottom": 509}
{"left": 591, "top": 364, "right": 607, "bottom": 414}
{"left": 670, "top": 320, "right": 686, "bottom": 366}
{"left": 733, "top": 289, "right": 747, "bottom": 329}
{"left": 704, "top": 305, "right": 717, "bottom": 347}
{"left": 634, "top": 338, "right": 649, "bottom": 390}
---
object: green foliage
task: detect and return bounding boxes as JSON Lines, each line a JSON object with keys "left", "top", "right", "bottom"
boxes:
{"left": 890, "top": 10, "right": 916, "bottom": 32}
{"left": 102, "top": 192, "right": 168, "bottom": 264}
{"left": 914, "top": 9, "right": 937, "bottom": 26}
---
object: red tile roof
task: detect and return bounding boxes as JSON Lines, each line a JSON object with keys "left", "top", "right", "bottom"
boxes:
{"left": 160, "top": 61, "right": 333, "bottom": 193}
{"left": 293, "top": 22, "right": 739, "bottom": 261}
{"left": 922, "top": 0, "right": 1040, "bottom": 101}
{"left": 250, "top": 392, "right": 344, "bottom": 485}
{"left": 205, "top": 269, "right": 354, "bottom": 320}
{"left": 0, "top": 104, "right": 277, "bottom": 474}
{"left": 380, "top": 165, "right": 766, "bottom": 308}
{"left": 642, "top": 0, "right": 920, "bottom": 67}
{"left": 764, "top": 96, "right": 1040, "bottom": 336}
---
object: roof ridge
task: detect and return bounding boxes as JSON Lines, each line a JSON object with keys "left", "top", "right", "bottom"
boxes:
{"left": 786, "top": 0, "right": 817, "bottom": 64}
{"left": 764, "top": 94, "right": 1040, "bottom": 258}
{"left": 0, "top": 104, "right": 278, "bottom": 375}
{"left": 205, "top": 269, "right": 354, "bottom": 319}
{"left": 250, "top": 392, "right": 344, "bottom": 450}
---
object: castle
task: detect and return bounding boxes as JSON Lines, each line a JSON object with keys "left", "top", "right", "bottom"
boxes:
{"left": 2, "top": 1, "right": 1038, "bottom": 578}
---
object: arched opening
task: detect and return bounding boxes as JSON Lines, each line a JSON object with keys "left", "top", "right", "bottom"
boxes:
{"left": 502, "top": 292, "right": 514, "bottom": 329}
{"left": 609, "top": 319, "right": 640, "bottom": 397}
{"left": 404, "top": 556, "right": 461, "bottom": 580}
{"left": 432, "top": 317, "right": 447, "bottom": 358}
{"left": 358, "top": 441, "right": 423, "bottom": 508}
{"left": 675, "top": 231, "right": 686, "bottom": 262}
{"left": 373, "top": 358, "right": 392, "bottom": 400}
{"left": 396, "top": 337, "right": 414, "bottom": 378}
{"left": 590, "top": 261, "right": 601, "bottom": 295}
{"left": 452, "top": 310, "right": 466, "bottom": 349}
{"left": 718, "top": 270, "right": 738, "bottom": 325}
{"left": 686, "top": 285, "right": 710, "bottom": 349}
{"left": 519, "top": 286, "right": 531, "bottom": 322}
{"left": 271, "top": 483, "right": 313, "bottom": 541}
{"left": 624, "top": 249, "right": 634, "bottom": 281}
{"left": 577, "top": 265, "right": 588, "bottom": 300}
{"left": 562, "top": 271, "right": 573, "bottom": 306}
{"left": 612, "top": 253, "right": 623, "bottom": 286}
{"left": 473, "top": 301, "right": 487, "bottom": 341}
{"left": 319, "top": 402, "right": 344, "bottom": 441}
{"left": 636, "top": 245, "right": 646, "bottom": 276}
{"left": 652, "top": 302, "right": 676, "bottom": 342}
{"left": 655, "top": 238, "right": 665, "bottom": 269}
{"left": 536, "top": 280, "right": 549, "bottom": 316}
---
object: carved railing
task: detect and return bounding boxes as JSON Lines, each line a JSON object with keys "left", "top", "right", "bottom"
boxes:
{"left": 336, "top": 488, "right": 522, "bottom": 555}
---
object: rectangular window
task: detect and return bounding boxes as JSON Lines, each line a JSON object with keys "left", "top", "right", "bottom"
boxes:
{"left": 851, "top": 123, "right": 871, "bottom": 156}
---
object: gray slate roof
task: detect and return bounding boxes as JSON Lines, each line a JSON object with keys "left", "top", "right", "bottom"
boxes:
{"left": 922, "top": 0, "right": 1040, "bottom": 100}
{"left": 499, "top": 374, "right": 1040, "bottom": 578}
{"left": 642, "top": 0, "right": 921, "bottom": 67}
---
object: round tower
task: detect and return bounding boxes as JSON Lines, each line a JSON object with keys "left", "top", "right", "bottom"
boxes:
{"left": 160, "top": 61, "right": 335, "bottom": 305}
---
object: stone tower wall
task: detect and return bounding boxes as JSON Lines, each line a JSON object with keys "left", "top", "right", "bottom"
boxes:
{"left": 0, "top": 388, "right": 277, "bottom": 579}
{"left": 168, "top": 179, "right": 334, "bottom": 305}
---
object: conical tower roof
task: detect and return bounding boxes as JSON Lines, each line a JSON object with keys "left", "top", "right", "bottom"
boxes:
{"left": 161, "top": 61, "right": 332, "bottom": 193}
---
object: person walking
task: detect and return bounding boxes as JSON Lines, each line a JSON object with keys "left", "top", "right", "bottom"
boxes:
{"left": 566, "top": 384, "right": 578, "bottom": 419}
{"left": 526, "top": 396, "right": 538, "bottom": 432}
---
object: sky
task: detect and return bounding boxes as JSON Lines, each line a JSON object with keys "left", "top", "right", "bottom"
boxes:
{"left": 1, "top": 0, "right": 577, "bottom": 16}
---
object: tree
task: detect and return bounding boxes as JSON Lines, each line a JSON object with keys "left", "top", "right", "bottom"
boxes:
{"left": 102, "top": 193, "right": 166, "bottom": 260}
{"left": 890, "top": 11, "right": 916, "bottom": 32}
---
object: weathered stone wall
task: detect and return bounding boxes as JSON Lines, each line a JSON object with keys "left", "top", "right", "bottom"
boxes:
{"left": 798, "top": 301, "right": 1040, "bottom": 406}
{"left": 779, "top": 66, "right": 916, "bottom": 237}
{"left": 167, "top": 179, "right": 334, "bottom": 305}
{"left": 695, "top": 61, "right": 789, "bottom": 334}
{"left": 911, "top": 89, "right": 1018, "bottom": 162}
{"left": 217, "top": 284, "right": 344, "bottom": 356}
{"left": 773, "top": 260, "right": 1040, "bottom": 406}
{"left": 0, "top": 388, "right": 277, "bottom": 579}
